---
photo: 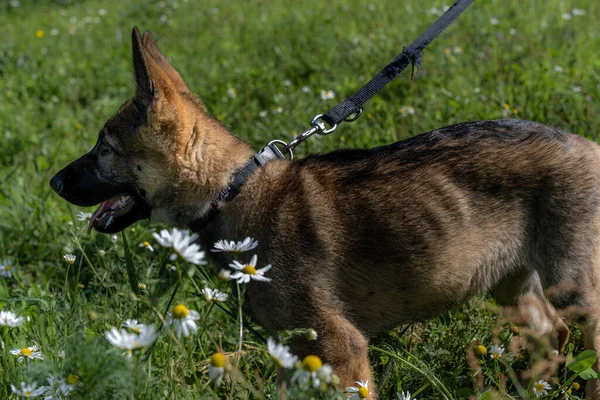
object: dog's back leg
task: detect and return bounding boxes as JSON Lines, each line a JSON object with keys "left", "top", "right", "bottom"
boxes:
{"left": 491, "top": 268, "right": 570, "bottom": 352}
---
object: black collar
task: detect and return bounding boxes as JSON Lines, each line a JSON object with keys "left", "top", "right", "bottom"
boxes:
{"left": 188, "top": 142, "right": 286, "bottom": 232}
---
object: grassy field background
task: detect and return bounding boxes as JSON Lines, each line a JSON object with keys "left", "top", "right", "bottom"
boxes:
{"left": 1, "top": 0, "right": 599, "bottom": 398}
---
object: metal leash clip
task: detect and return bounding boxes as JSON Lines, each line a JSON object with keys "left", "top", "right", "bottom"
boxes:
{"left": 281, "top": 113, "right": 341, "bottom": 155}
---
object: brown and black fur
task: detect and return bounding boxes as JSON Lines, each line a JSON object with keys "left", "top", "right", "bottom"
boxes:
{"left": 50, "top": 28, "right": 600, "bottom": 398}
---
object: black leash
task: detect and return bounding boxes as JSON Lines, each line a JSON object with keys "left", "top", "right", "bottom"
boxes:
{"left": 188, "top": 0, "right": 474, "bottom": 232}
{"left": 322, "top": 0, "right": 474, "bottom": 128}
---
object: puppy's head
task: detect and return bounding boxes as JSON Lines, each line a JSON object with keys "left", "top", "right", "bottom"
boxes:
{"left": 50, "top": 28, "right": 214, "bottom": 233}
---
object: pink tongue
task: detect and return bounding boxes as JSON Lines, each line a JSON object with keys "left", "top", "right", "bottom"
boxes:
{"left": 87, "top": 197, "right": 121, "bottom": 234}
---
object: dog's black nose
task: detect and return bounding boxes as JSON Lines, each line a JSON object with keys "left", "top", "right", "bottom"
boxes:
{"left": 50, "top": 174, "right": 64, "bottom": 195}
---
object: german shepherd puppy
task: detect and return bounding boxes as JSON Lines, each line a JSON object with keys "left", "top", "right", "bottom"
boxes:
{"left": 50, "top": 28, "right": 600, "bottom": 398}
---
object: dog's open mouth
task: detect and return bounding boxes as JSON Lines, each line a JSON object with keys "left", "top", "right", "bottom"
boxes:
{"left": 88, "top": 195, "right": 150, "bottom": 234}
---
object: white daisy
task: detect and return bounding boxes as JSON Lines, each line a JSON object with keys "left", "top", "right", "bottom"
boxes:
{"left": 63, "top": 254, "right": 76, "bottom": 265}
{"left": 0, "top": 310, "right": 24, "bottom": 327}
{"left": 291, "top": 355, "right": 333, "bottom": 389}
{"left": 122, "top": 319, "right": 144, "bottom": 333}
{"left": 75, "top": 211, "right": 92, "bottom": 221}
{"left": 138, "top": 241, "right": 154, "bottom": 252}
{"left": 571, "top": 8, "right": 585, "bottom": 16}
{"left": 110, "top": 234, "right": 118, "bottom": 244}
{"left": 209, "top": 353, "right": 227, "bottom": 385}
{"left": 347, "top": 380, "right": 370, "bottom": 399}
{"left": 315, "top": 363, "right": 333, "bottom": 388}
{"left": 490, "top": 17, "right": 499, "bottom": 25}
{"left": 490, "top": 344, "right": 505, "bottom": 360}
{"left": 152, "top": 228, "right": 206, "bottom": 265}
{"left": 562, "top": 13, "right": 572, "bottom": 20}
{"left": 1, "top": 259, "right": 14, "bottom": 278}
{"left": 320, "top": 90, "right": 335, "bottom": 100}
{"left": 211, "top": 237, "right": 258, "bottom": 253}
{"left": 398, "top": 391, "right": 416, "bottom": 400}
{"left": 267, "top": 337, "right": 298, "bottom": 369}
{"left": 10, "top": 382, "right": 47, "bottom": 398}
{"left": 201, "top": 288, "right": 228, "bottom": 303}
{"left": 10, "top": 346, "right": 43, "bottom": 362}
{"left": 105, "top": 324, "right": 158, "bottom": 352}
{"left": 45, "top": 375, "right": 80, "bottom": 398}
{"left": 229, "top": 255, "right": 272, "bottom": 284}
{"left": 532, "top": 379, "right": 551, "bottom": 397}
{"left": 167, "top": 304, "right": 200, "bottom": 338}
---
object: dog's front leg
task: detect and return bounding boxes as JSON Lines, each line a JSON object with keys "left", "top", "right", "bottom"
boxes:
{"left": 294, "top": 310, "right": 375, "bottom": 398}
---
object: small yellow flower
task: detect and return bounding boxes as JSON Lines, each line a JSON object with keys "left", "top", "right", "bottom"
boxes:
{"left": 572, "top": 382, "right": 580, "bottom": 390}
{"left": 67, "top": 374, "right": 80, "bottom": 385}
{"left": 302, "top": 355, "right": 322, "bottom": 372}
{"left": 444, "top": 47, "right": 451, "bottom": 55}
{"left": 138, "top": 283, "right": 146, "bottom": 290}
{"left": 74, "top": 123, "right": 83, "bottom": 130}
{"left": 77, "top": 283, "right": 84, "bottom": 289}
{"left": 35, "top": 30, "right": 44, "bottom": 38}
{"left": 475, "top": 345, "right": 487, "bottom": 356}
{"left": 503, "top": 103, "right": 510, "bottom": 110}
{"left": 512, "top": 108, "right": 518, "bottom": 115}
{"left": 211, "top": 353, "right": 227, "bottom": 368}
{"left": 172, "top": 304, "right": 189, "bottom": 319}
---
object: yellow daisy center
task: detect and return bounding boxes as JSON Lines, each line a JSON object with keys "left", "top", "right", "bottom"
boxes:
{"left": 241, "top": 265, "right": 256, "bottom": 275}
{"left": 21, "top": 348, "right": 33, "bottom": 357}
{"left": 493, "top": 353, "right": 500, "bottom": 359}
{"left": 211, "top": 353, "right": 227, "bottom": 368}
{"left": 35, "top": 30, "right": 44, "bottom": 38}
{"left": 143, "top": 241, "right": 150, "bottom": 247}
{"left": 67, "top": 374, "right": 80, "bottom": 385}
{"left": 172, "top": 304, "right": 189, "bottom": 319}
{"left": 25, "top": 392, "right": 31, "bottom": 397}
{"left": 535, "top": 383, "right": 545, "bottom": 391}
{"left": 302, "top": 355, "right": 322, "bottom": 372}
{"left": 475, "top": 345, "right": 487, "bottom": 356}
{"left": 358, "top": 386, "right": 369, "bottom": 398}
{"left": 4, "top": 265, "right": 10, "bottom": 270}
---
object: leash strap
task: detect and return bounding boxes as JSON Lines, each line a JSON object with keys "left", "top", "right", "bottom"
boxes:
{"left": 189, "top": 0, "right": 473, "bottom": 232}
{"left": 322, "top": 0, "right": 474, "bottom": 127}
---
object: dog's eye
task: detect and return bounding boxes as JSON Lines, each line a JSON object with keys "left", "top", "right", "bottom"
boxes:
{"left": 99, "top": 142, "right": 112, "bottom": 156}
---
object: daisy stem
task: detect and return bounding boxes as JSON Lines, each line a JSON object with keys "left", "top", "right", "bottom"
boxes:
{"left": 2, "top": 327, "right": 15, "bottom": 385}
{"left": 195, "top": 303, "right": 214, "bottom": 341}
{"left": 72, "top": 232, "right": 103, "bottom": 285}
{"left": 236, "top": 282, "right": 244, "bottom": 363}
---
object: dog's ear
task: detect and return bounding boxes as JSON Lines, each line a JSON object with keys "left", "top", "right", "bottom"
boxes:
{"left": 141, "top": 31, "right": 188, "bottom": 93}
{"left": 132, "top": 27, "right": 154, "bottom": 107}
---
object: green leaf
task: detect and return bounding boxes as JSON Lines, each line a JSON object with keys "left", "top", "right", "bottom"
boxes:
{"left": 567, "top": 350, "right": 597, "bottom": 374}
{"left": 578, "top": 368, "right": 598, "bottom": 380}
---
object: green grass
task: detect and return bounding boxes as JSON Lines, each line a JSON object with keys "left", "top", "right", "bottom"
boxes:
{"left": 0, "top": 0, "right": 599, "bottom": 398}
